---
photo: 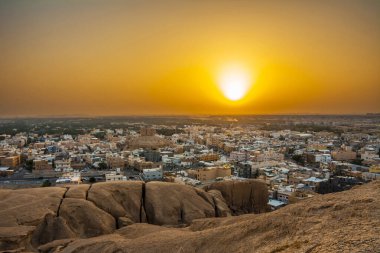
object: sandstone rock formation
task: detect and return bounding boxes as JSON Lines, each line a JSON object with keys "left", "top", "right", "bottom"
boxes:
{"left": 205, "top": 179, "right": 269, "bottom": 214}
{"left": 144, "top": 182, "right": 215, "bottom": 225}
{"left": 65, "top": 184, "right": 89, "bottom": 199}
{"left": 0, "top": 187, "right": 66, "bottom": 227}
{"left": 2, "top": 180, "right": 378, "bottom": 253}
{"left": 0, "top": 179, "right": 268, "bottom": 252}
{"left": 41, "top": 181, "right": 380, "bottom": 253}
{"left": 59, "top": 198, "right": 116, "bottom": 238}
{"left": 87, "top": 181, "right": 144, "bottom": 223}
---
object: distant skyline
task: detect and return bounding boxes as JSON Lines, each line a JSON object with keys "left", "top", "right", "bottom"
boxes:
{"left": 1, "top": 0, "right": 379, "bottom": 116}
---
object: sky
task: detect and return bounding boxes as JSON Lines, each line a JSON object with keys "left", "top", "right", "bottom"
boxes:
{"left": 0, "top": 0, "right": 379, "bottom": 117}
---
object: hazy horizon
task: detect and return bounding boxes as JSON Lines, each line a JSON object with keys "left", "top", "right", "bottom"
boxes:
{"left": 1, "top": 112, "right": 378, "bottom": 120}
{"left": 1, "top": 0, "right": 379, "bottom": 116}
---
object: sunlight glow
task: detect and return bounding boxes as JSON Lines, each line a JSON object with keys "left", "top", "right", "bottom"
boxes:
{"left": 218, "top": 65, "right": 252, "bottom": 101}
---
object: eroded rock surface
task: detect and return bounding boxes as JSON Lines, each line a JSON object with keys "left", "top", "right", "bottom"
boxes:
{"left": 144, "top": 182, "right": 216, "bottom": 225}
{"left": 205, "top": 179, "right": 269, "bottom": 214}
{"left": 87, "top": 181, "right": 144, "bottom": 223}
{"left": 39, "top": 181, "right": 380, "bottom": 253}
{"left": 0, "top": 180, "right": 269, "bottom": 252}
{"left": 59, "top": 198, "right": 116, "bottom": 238}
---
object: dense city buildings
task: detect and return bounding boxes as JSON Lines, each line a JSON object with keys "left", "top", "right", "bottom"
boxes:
{"left": 0, "top": 115, "right": 379, "bottom": 252}
{"left": 0, "top": 115, "right": 379, "bottom": 209}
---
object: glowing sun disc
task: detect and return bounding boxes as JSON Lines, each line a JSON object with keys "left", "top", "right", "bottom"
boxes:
{"left": 218, "top": 66, "right": 251, "bottom": 101}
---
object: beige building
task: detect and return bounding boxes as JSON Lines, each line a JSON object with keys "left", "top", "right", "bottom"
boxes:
{"left": 55, "top": 159, "right": 72, "bottom": 172}
{"left": 140, "top": 127, "right": 156, "bottom": 136}
{"left": 369, "top": 165, "right": 380, "bottom": 174}
{"left": 33, "top": 160, "right": 52, "bottom": 171}
{"left": 105, "top": 172, "right": 126, "bottom": 181}
{"left": 254, "top": 151, "right": 284, "bottom": 162}
{"left": 199, "top": 153, "right": 219, "bottom": 162}
{"left": 0, "top": 155, "right": 21, "bottom": 168}
{"left": 331, "top": 150, "right": 356, "bottom": 161}
{"left": 106, "top": 155, "right": 125, "bottom": 169}
{"left": 189, "top": 167, "right": 231, "bottom": 181}
{"left": 129, "top": 158, "right": 154, "bottom": 171}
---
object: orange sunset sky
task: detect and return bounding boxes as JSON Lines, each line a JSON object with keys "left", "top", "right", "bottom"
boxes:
{"left": 0, "top": 0, "right": 379, "bottom": 117}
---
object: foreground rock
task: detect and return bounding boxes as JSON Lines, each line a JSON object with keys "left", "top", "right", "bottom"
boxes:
{"left": 38, "top": 181, "right": 380, "bottom": 253}
{"left": 0, "top": 180, "right": 268, "bottom": 252}
{"left": 144, "top": 182, "right": 215, "bottom": 225}
{"left": 205, "top": 180, "right": 269, "bottom": 214}
{"left": 0, "top": 187, "right": 66, "bottom": 227}
{"left": 87, "top": 181, "right": 145, "bottom": 223}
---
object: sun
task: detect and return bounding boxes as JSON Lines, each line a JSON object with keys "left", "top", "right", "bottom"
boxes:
{"left": 218, "top": 64, "right": 252, "bottom": 101}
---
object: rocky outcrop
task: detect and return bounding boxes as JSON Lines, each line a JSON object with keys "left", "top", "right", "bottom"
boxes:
{"left": 144, "top": 182, "right": 216, "bottom": 225}
{"left": 207, "top": 189, "right": 231, "bottom": 217}
{"left": 37, "top": 181, "right": 380, "bottom": 253}
{"left": 31, "top": 214, "right": 76, "bottom": 247}
{"left": 0, "top": 226, "right": 35, "bottom": 252}
{"left": 0, "top": 187, "right": 66, "bottom": 227}
{"left": 205, "top": 179, "right": 269, "bottom": 214}
{"left": 59, "top": 198, "right": 116, "bottom": 238}
{"left": 65, "top": 184, "right": 89, "bottom": 199}
{"left": 87, "top": 181, "right": 144, "bottom": 223}
{"left": 0, "top": 180, "right": 269, "bottom": 252}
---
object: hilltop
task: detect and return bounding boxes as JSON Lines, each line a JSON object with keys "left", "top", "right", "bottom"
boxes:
{"left": 0, "top": 180, "right": 379, "bottom": 252}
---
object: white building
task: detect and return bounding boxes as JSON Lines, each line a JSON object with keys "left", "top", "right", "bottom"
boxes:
{"left": 315, "top": 154, "right": 332, "bottom": 163}
{"left": 143, "top": 168, "right": 163, "bottom": 181}
{"left": 54, "top": 159, "right": 71, "bottom": 172}
{"left": 105, "top": 171, "right": 127, "bottom": 181}
{"left": 229, "top": 151, "right": 248, "bottom": 162}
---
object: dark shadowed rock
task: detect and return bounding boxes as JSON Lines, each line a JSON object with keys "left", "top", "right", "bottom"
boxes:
{"left": 118, "top": 217, "right": 134, "bottom": 228}
{"left": 37, "top": 238, "right": 76, "bottom": 253}
{"left": 205, "top": 179, "right": 268, "bottom": 215}
{"left": 31, "top": 213, "right": 76, "bottom": 247}
{"left": 144, "top": 182, "right": 216, "bottom": 225}
{"left": 207, "top": 189, "right": 231, "bottom": 217}
{"left": 0, "top": 226, "right": 35, "bottom": 252}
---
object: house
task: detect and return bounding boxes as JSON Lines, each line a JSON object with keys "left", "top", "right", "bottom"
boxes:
{"left": 268, "top": 199, "right": 286, "bottom": 210}
{"left": 188, "top": 166, "right": 231, "bottom": 181}
{"left": 0, "top": 166, "right": 14, "bottom": 176}
{"left": 143, "top": 168, "right": 163, "bottom": 181}
{"left": 105, "top": 171, "right": 126, "bottom": 181}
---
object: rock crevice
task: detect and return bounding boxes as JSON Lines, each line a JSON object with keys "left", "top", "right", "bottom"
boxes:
{"left": 56, "top": 187, "right": 69, "bottom": 217}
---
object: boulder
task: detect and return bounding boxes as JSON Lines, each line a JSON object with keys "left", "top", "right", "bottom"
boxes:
{"left": 0, "top": 226, "right": 35, "bottom": 251}
{"left": 205, "top": 179, "right": 268, "bottom": 215}
{"left": 0, "top": 187, "right": 66, "bottom": 226}
{"left": 31, "top": 213, "right": 76, "bottom": 247}
{"left": 59, "top": 198, "right": 116, "bottom": 238}
{"left": 87, "top": 181, "right": 144, "bottom": 223}
{"left": 207, "top": 189, "right": 231, "bottom": 217}
{"left": 118, "top": 217, "right": 134, "bottom": 228}
{"left": 65, "top": 185, "right": 90, "bottom": 199}
{"left": 144, "top": 182, "right": 215, "bottom": 225}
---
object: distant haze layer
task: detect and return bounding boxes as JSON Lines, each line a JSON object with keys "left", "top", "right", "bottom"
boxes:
{"left": 0, "top": 0, "right": 379, "bottom": 116}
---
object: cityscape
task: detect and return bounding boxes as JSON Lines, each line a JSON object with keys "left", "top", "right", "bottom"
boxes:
{"left": 1, "top": 115, "right": 380, "bottom": 199}
{"left": 1, "top": 0, "right": 379, "bottom": 252}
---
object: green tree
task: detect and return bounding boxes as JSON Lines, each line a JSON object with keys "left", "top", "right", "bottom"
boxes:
{"left": 292, "top": 154, "right": 305, "bottom": 166}
{"left": 98, "top": 162, "right": 108, "bottom": 170}
{"left": 41, "top": 180, "right": 51, "bottom": 187}
{"left": 94, "top": 132, "right": 106, "bottom": 140}
{"left": 25, "top": 160, "right": 33, "bottom": 172}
